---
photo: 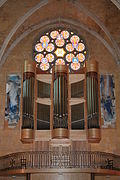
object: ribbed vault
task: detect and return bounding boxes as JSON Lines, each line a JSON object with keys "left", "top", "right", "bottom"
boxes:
{"left": 0, "top": 0, "right": 120, "bottom": 67}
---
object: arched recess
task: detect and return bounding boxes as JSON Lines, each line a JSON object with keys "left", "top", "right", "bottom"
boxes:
{"left": 71, "top": 0, "right": 120, "bottom": 62}
{"left": 0, "top": 18, "right": 117, "bottom": 68}
{"left": 0, "top": 0, "right": 48, "bottom": 62}
{"left": 0, "top": 0, "right": 120, "bottom": 67}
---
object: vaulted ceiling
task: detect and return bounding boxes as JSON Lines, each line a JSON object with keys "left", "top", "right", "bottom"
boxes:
{"left": 0, "top": 0, "right": 120, "bottom": 68}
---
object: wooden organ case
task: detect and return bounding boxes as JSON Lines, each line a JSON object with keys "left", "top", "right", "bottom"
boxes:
{"left": 21, "top": 59, "right": 101, "bottom": 144}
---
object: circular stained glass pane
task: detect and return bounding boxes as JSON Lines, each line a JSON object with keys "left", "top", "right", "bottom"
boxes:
{"left": 76, "top": 43, "right": 85, "bottom": 52}
{"left": 72, "top": 57, "right": 79, "bottom": 63}
{"left": 50, "top": 30, "right": 59, "bottom": 39}
{"left": 46, "top": 43, "right": 54, "bottom": 52}
{"left": 66, "top": 53, "right": 74, "bottom": 62}
{"left": 41, "top": 58, "right": 48, "bottom": 64}
{"left": 46, "top": 53, "right": 54, "bottom": 62}
{"left": 66, "top": 43, "right": 74, "bottom": 52}
{"left": 40, "top": 63, "right": 49, "bottom": 71}
{"left": 40, "top": 35, "right": 50, "bottom": 43}
{"left": 34, "top": 29, "right": 87, "bottom": 72}
{"left": 71, "top": 35, "right": 80, "bottom": 48}
{"left": 42, "top": 42, "right": 48, "bottom": 48}
{"left": 77, "top": 53, "right": 85, "bottom": 62}
{"left": 35, "top": 43, "right": 44, "bottom": 52}
{"left": 55, "top": 39, "right": 65, "bottom": 47}
{"left": 71, "top": 62, "right": 80, "bottom": 71}
{"left": 61, "top": 30, "right": 69, "bottom": 39}
{"left": 72, "top": 42, "right": 78, "bottom": 48}
{"left": 55, "top": 59, "right": 65, "bottom": 65}
{"left": 70, "top": 35, "right": 80, "bottom": 44}
{"left": 35, "top": 53, "right": 44, "bottom": 63}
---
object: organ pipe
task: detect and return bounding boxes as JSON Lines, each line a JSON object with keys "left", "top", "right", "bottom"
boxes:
{"left": 21, "top": 60, "right": 36, "bottom": 143}
{"left": 52, "top": 65, "right": 69, "bottom": 138}
{"left": 86, "top": 60, "right": 101, "bottom": 143}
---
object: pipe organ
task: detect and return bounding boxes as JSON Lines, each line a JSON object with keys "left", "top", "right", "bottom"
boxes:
{"left": 21, "top": 61, "right": 36, "bottom": 143}
{"left": 21, "top": 60, "right": 101, "bottom": 143}
{"left": 52, "top": 65, "right": 69, "bottom": 138}
{"left": 86, "top": 60, "right": 101, "bottom": 143}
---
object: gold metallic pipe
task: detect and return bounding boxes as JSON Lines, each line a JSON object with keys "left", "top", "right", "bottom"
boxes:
{"left": 62, "top": 76, "right": 65, "bottom": 115}
{"left": 57, "top": 78, "right": 59, "bottom": 115}
{"left": 64, "top": 76, "right": 66, "bottom": 116}
{"left": 27, "top": 78, "right": 28, "bottom": 116}
{"left": 23, "top": 80, "right": 25, "bottom": 116}
{"left": 87, "top": 76, "right": 89, "bottom": 117}
{"left": 28, "top": 78, "right": 31, "bottom": 119}
{"left": 65, "top": 76, "right": 67, "bottom": 115}
{"left": 61, "top": 76, "right": 63, "bottom": 116}
{"left": 30, "top": 77, "right": 32, "bottom": 117}
{"left": 89, "top": 76, "right": 91, "bottom": 124}
{"left": 54, "top": 78, "right": 58, "bottom": 128}
{"left": 32, "top": 77, "right": 34, "bottom": 116}
{"left": 59, "top": 76, "right": 61, "bottom": 116}
{"left": 54, "top": 79, "right": 55, "bottom": 115}
{"left": 24, "top": 79, "right": 26, "bottom": 127}
{"left": 92, "top": 75, "right": 94, "bottom": 126}
{"left": 93, "top": 77, "right": 95, "bottom": 115}
{"left": 52, "top": 65, "right": 68, "bottom": 137}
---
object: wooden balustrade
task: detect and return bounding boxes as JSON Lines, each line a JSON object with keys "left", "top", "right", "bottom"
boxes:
{"left": 0, "top": 151, "right": 120, "bottom": 175}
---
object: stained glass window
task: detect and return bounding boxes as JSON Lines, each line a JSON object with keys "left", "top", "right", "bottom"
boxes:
{"left": 33, "top": 29, "right": 87, "bottom": 72}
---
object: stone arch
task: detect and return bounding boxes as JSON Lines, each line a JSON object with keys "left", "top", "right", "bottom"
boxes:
{"left": 0, "top": 0, "right": 120, "bottom": 66}
{"left": 0, "top": 18, "right": 116, "bottom": 67}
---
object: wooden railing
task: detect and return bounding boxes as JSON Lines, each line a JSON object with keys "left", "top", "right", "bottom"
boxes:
{"left": 0, "top": 151, "right": 120, "bottom": 175}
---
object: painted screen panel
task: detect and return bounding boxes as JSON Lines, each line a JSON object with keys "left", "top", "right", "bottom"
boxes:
{"left": 100, "top": 75, "right": 116, "bottom": 128}
{"left": 5, "top": 74, "right": 21, "bottom": 128}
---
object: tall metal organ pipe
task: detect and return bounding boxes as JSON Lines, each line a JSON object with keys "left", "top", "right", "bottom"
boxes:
{"left": 21, "top": 60, "right": 36, "bottom": 143}
{"left": 86, "top": 60, "right": 101, "bottom": 143}
{"left": 52, "top": 65, "right": 69, "bottom": 138}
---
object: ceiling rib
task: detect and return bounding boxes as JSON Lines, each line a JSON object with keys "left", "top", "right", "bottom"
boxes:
{"left": 0, "top": 0, "right": 120, "bottom": 66}
{"left": 111, "top": 0, "right": 120, "bottom": 10}
{"left": 0, "top": 18, "right": 116, "bottom": 67}
{"left": 71, "top": 0, "right": 120, "bottom": 63}
{"left": 0, "top": 0, "right": 7, "bottom": 7}
{"left": 0, "top": 0, "right": 48, "bottom": 63}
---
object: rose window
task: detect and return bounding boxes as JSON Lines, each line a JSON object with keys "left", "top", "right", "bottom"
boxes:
{"left": 33, "top": 29, "right": 87, "bottom": 72}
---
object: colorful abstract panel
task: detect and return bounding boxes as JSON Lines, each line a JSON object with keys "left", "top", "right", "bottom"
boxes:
{"left": 5, "top": 74, "right": 21, "bottom": 128}
{"left": 100, "top": 75, "right": 116, "bottom": 128}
